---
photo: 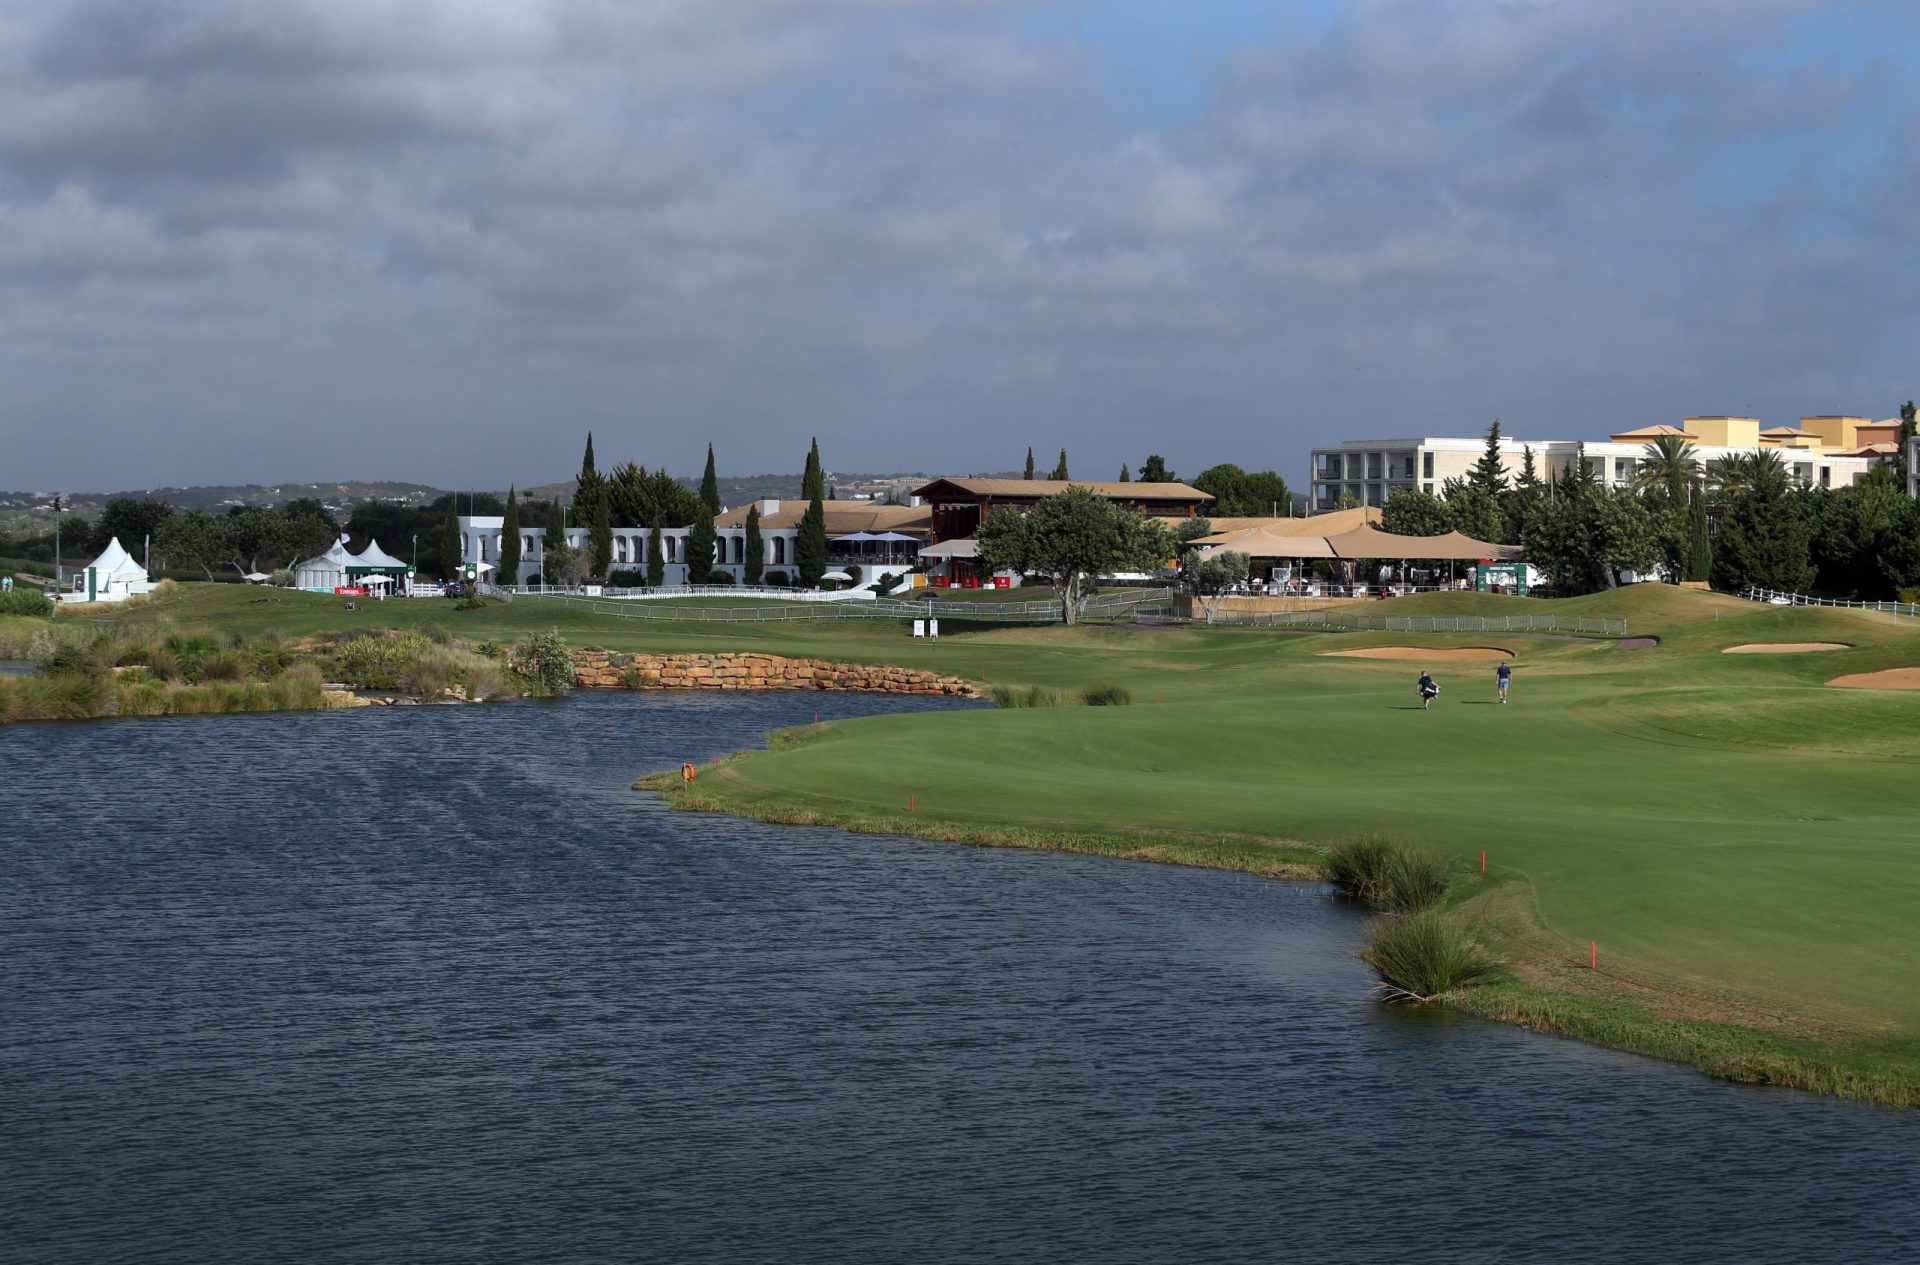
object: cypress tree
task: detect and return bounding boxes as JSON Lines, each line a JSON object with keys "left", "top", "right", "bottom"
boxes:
{"left": 573, "top": 432, "right": 603, "bottom": 524}
{"left": 1024, "top": 447, "right": 1036, "bottom": 480}
{"left": 1688, "top": 486, "right": 1713, "bottom": 582}
{"left": 802, "top": 437, "right": 824, "bottom": 500}
{"left": 589, "top": 493, "right": 613, "bottom": 578}
{"left": 699, "top": 444, "right": 720, "bottom": 516}
{"left": 646, "top": 519, "right": 665, "bottom": 587}
{"left": 744, "top": 504, "right": 764, "bottom": 586}
{"left": 499, "top": 486, "right": 522, "bottom": 587}
{"left": 797, "top": 438, "right": 828, "bottom": 587}
{"left": 686, "top": 506, "right": 716, "bottom": 585}
{"left": 1119, "top": 464, "right": 1131, "bottom": 482}
{"left": 1049, "top": 448, "right": 1069, "bottom": 480}
{"left": 440, "top": 498, "right": 462, "bottom": 579}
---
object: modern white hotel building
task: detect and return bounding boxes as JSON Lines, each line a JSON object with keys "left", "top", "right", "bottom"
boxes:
{"left": 1310, "top": 415, "right": 1900, "bottom": 512}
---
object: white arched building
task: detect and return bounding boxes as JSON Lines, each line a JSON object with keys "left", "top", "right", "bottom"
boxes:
{"left": 457, "top": 501, "right": 932, "bottom": 589}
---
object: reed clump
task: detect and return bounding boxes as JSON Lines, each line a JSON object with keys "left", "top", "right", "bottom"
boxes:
{"left": 989, "top": 684, "right": 1066, "bottom": 708}
{"left": 1362, "top": 911, "right": 1499, "bottom": 1003}
{"left": 1080, "top": 682, "right": 1132, "bottom": 706}
{"left": 1324, "top": 836, "right": 1454, "bottom": 913}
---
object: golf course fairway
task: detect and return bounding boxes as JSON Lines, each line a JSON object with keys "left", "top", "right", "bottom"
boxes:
{"left": 19, "top": 582, "right": 1920, "bottom": 1104}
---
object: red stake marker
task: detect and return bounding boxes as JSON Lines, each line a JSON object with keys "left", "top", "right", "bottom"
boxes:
{"left": 1480, "top": 850, "right": 1487, "bottom": 873}
{"left": 909, "top": 795, "right": 915, "bottom": 814}
{"left": 1591, "top": 941, "right": 1598, "bottom": 970}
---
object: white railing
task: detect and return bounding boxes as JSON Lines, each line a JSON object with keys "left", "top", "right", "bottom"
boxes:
{"left": 510, "top": 586, "right": 1174, "bottom": 624}
{"left": 1740, "top": 587, "right": 1920, "bottom": 618}
{"left": 1205, "top": 609, "right": 1628, "bottom": 637}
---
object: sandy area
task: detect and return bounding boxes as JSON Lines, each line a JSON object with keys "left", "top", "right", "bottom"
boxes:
{"left": 1722, "top": 642, "right": 1850, "bottom": 654}
{"left": 1827, "top": 668, "right": 1920, "bottom": 691}
{"left": 1319, "top": 646, "right": 1513, "bottom": 662}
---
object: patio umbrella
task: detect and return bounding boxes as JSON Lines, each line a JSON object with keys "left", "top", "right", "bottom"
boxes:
{"left": 822, "top": 570, "right": 853, "bottom": 582}
{"left": 832, "top": 532, "right": 881, "bottom": 542}
{"left": 870, "top": 531, "right": 920, "bottom": 542}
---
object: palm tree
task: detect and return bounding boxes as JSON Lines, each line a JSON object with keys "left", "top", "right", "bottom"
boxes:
{"left": 1710, "top": 450, "right": 1789, "bottom": 500}
{"left": 1708, "top": 452, "right": 1756, "bottom": 499}
{"left": 1632, "top": 434, "right": 1701, "bottom": 495}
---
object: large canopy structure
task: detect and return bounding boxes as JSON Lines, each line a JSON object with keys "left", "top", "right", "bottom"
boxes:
{"left": 346, "top": 539, "right": 410, "bottom": 574}
{"left": 1189, "top": 522, "right": 1521, "bottom": 563}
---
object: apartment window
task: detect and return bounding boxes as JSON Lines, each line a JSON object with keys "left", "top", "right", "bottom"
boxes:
{"left": 1366, "top": 454, "right": 1383, "bottom": 479}
{"left": 1316, "top": 453, "right": 1341, "bottom": 477}
{"left": 1422, "top": 452, "right": 1434, "bottom": 479}
{"left": 1795, "top": 463, "right": 1814, "bottom": 486}
{"left": 1616, "top": 458, "right": 1636, "bottom": 482}
{"left": 1819, "top": 466, "right": 1831, "bottom": 488}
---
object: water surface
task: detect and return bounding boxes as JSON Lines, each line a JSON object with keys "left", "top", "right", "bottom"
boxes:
{"left": 3, "top": 692, "right": 1916, "bottom": 1264}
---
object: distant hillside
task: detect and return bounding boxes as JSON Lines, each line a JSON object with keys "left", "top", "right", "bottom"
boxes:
{"left": 0, "top": 469, "right": 1020, "bottom": 532}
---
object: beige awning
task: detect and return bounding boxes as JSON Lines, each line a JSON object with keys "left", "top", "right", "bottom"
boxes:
{"left": 1320, "top": 524, "right": 1522, "bottom": 560}
{"left": 1190, "top": 527, "right": 1340, "bottom": 559}
{"left": 918, "top": 539, "right": 980, "bottom": 559}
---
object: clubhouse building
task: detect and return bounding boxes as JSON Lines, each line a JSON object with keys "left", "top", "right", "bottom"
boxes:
{"left": 910, "top": 477, "right": 1211, "bottom": 586}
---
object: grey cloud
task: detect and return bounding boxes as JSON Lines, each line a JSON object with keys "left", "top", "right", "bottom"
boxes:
{"left": 2, "top": 0, "right": 1917, "bottom": 491}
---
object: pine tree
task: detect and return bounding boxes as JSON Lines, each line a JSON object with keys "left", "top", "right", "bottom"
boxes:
{"left": 499, "top": 486, "right": 522, "bottom": 587}
{"left": 589, "top": 493, "right": 612, "bottom": 578}
{"left": 646, "top": 519, "right": 665, "bottom": 587}
{"left": 439, "top": 499, "right": 462, "bottom": 580}
{"left": 1119, "top": 464, "right": 1131, "bottom": 482}
{"left": 1049, "top": 448, "right": 1070, "bottom": 480}
{"left": 1139, "top": 455, "right": 1173, "bottom": 483}
{"left": 744, "top": 505, "right": 764, "bottom": 585}
{"left": 1517, "top": 445, "right": 1540, "bottom": 491}
{"left": 1468, "top": 418, "right": 1508, "bottom": 497}
{"left": 1024, "top": 447, "right": 1036, "bottom": 480}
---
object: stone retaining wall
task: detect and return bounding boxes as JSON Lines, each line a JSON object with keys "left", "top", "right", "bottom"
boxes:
{"left": 571, "top": 650, "right": 978, "bottom": 697}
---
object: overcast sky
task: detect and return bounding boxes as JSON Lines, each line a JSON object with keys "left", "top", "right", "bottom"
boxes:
{"left": 3, "top": 0, "right": 1917, "bottom": 492}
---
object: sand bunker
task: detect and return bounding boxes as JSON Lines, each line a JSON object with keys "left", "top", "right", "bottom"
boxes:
{"left": 1828, "top": 668, "right": 1920, "bottom": 691}
{"left": 1722, "top": 642, "right": 1850, "bottom": 654}
{"left": 1319, "top": 646, "right": 1513, "bottom": 662}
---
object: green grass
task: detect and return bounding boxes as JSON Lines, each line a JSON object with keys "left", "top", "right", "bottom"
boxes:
{"left": 27, "top": 579, "right": 1920, "bottom": 1103}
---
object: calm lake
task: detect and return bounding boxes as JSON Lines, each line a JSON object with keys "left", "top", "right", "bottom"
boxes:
{"left": 3, "top": 692, "right": 1917, "bottom": 1264}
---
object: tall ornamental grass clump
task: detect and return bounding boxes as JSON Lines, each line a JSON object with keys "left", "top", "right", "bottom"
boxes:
{"left": 1362, "top": 912, "right": 1499, "bottom": 1003}
{"left": 989, "top": 684, "right": 1065, "bottom": 708}
{"left": 1080, "top": 682, "right": 1132, "bottom": 706}
{"left": 1325, "top": 836, "right": 1454, "bottom": 913}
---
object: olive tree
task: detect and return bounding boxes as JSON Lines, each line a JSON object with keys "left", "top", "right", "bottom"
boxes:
{"left": 978, "top": 485, "right": 1175, "bottom": 625}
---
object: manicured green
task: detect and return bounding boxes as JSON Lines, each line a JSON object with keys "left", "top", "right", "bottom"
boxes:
{"left": 19, "top": 579, "right": 1920, "bottom": 1101}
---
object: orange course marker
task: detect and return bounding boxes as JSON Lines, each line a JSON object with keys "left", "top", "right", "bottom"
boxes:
{"left": 1591, "top": 941, "right": 1598, "bottom": 970}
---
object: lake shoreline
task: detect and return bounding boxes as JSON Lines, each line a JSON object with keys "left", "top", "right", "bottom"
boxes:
{"left": 638, "top": 755, "right": 1920, "bottom": 1111}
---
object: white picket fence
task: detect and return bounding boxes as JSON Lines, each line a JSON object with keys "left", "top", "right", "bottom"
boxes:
{"left": 507, "top": 587, "right": 1172, "bottom": 624}
{"left": 1739, "top": 587, "right": 1920, "bottom": 618}
{"left": 1204, "top": 609, "right": 1629, "bottom": 637}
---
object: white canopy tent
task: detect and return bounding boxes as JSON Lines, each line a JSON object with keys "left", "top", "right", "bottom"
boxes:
{"left": 293, "top": 538, "right": 356, "bottom": 591}
{"left": 66, "top": 536, "right": 154, "bottom": 603}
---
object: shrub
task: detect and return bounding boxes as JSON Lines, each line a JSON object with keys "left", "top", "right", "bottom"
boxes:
{"left": 0, "top": 588, "right": 55, "bottom": 617}
{"left": 873, "top": 572, "right": 904, "bottom": 596}
{"left": 41, "top": 640, "right": 106, "bottom": 679}
{"left": 764, "top": 571, "right": 792, "bottom": 587}
{"left": 1901, "top": 587, "right": 1920, "bottom": 606}
{"left": 1325, "top": 836, "right": 1452, "bottom": 913}
{"left": 453, "top": 595, "right": 486, "bottom": 611}
{"left": 606, "top": 569, "right": 645, "bottom": 587}
{"left": 511, "top": 630, "right": 574, "bottom": 696}
{"left": 1362, "top": 912, "right": 1498, "bottom": 1002}
{"left": 269, "top": 569, "right": 294, "bottom": 587}
{"left": 1080, "top": 682, "right": 1131, "bottom": 706}
{"left": 414, "top": 621, "right": 451, "bottom": 645}
{"left": 25, "top": 627, "right": 63, "bottom": 668}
